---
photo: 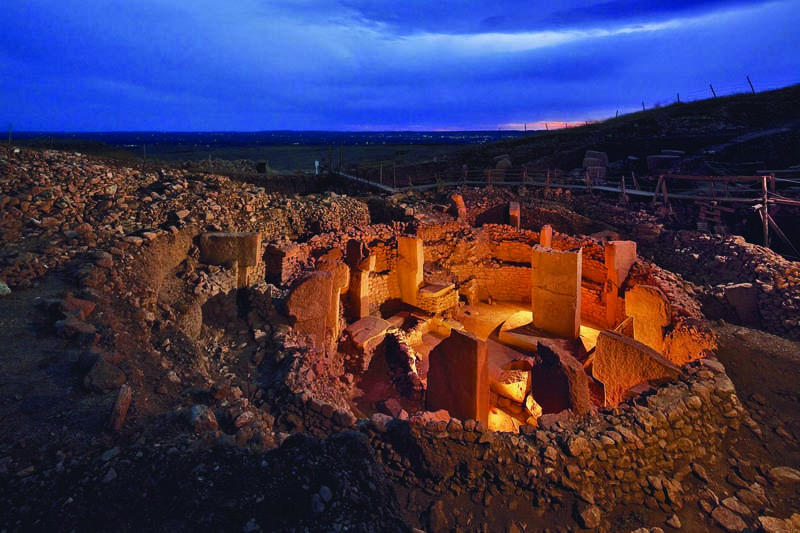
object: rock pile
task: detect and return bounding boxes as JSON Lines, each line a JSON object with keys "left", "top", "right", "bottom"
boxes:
{"left": 0, "top": 146, "right": 369, "bottom": 290}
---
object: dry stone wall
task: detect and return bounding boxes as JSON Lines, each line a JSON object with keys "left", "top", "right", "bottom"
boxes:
{"left": 369, "top": 358, "right": 744, "bottom": 530}
{"left": 272, "top": 354, "right": 747, "bottom": 531}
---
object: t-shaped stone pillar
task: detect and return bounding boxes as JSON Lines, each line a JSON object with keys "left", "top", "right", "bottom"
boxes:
{"left": 531, "top": 244, "right": 582, "bottom": 339}
{"left": 286, "top": 270, "right": 334, "bottom": 353}
{"left": 316, "top": 259, "right": 350, "bottom": 344}
{"left": 198, "top": 232, "right": 262, "bottom": 288}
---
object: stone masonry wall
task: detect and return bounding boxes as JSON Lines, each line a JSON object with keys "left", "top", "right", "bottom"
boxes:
{"left": 451, "top": 264, "right": 532, "bottom": 302}
{"left": 368, "top": 271, "right": 401, "bottom": 314}
{"left": 366, "top": 358, "right": 745, "bottom": 530}
{"left": 274, "top": 351, "right": 745, "bottom": 531}
{"left": 581, "top": 280, "right": 606, "bottom": 326}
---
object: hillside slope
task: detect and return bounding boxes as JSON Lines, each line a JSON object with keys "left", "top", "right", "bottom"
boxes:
{"left": 413, "top": 84, "right": 800, "bottom": 177}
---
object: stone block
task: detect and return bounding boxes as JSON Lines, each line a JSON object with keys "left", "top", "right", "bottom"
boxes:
{"left": 427, "top": 330, "right": 489, "bottom": 425}
{"left": 724, "top": 283, "right": 760, "bottom": 327}
{"left": 625, "top": 285, "right": 671, "bottom": 352}
{"left": 346, "top": 315, "right": 391, "bottom": 348}
{"left": 341, "top": 316, "right": 391, "bottom": 373}
{"left": 585, "top": 150, "right": 609, "bottom": 166}
{"left": 417, "top": 282, "right": 458, "bottom": 314}
{"left": 594, "top": 330, "right": 680, "bottom": 406}
{"left": 199, "top": 232, "right": 261, "bottom": 267}
{"left": 531, "top": 245, "right": 581, "bottom": 339}
{"left": 490, "top": 367, "right": 530, "bottom": 404}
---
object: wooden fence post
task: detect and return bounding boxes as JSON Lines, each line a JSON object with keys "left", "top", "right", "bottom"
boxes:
{"left": 652, "top": 176, "right": 664, "bottom": 205}
{"left": 545, "top": 169, "right": 551, "bottom": 195}
{"left": 762, "top": 175, "right": 769, "bottom": 246}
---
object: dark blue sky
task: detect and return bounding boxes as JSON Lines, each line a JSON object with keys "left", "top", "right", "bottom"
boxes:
{"left": 2, "top": 0, "right": 799, "bottom": 131}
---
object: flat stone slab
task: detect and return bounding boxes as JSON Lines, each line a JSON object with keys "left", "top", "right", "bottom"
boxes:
{"left": 594, "top": 329, "right": 680, "bottom": 406}
{"left": 346, "top": 316, "right": 392, "bottom": 347}
{"left": 419, "top": 282, "right": 454, "bottom": 296}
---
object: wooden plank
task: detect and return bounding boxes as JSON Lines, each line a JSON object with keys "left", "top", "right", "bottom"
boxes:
{"left": 767, "top": 214, "right": 800, "bottom": 257}
{"left": 652, "top": 176, "right": 664, "bottom": 205}
{"left": 663, "top": 175, "right": 768, "bottom": 183}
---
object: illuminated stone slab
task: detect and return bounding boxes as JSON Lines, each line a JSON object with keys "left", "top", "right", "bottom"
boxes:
{"left": 427, "top": 329, "right": 489, "bottom": 424}
{"left": 531, "top": 244, "right": 582, "bottom": 339}
{"left": 594, "top": 329, "right": 680, "bottom": 406}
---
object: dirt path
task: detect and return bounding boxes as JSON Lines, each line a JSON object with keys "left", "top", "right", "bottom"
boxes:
{"left": 0, "top": 274, "right": 115, "bottom": 462}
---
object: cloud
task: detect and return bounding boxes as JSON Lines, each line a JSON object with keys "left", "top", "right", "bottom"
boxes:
{"left": 1, "top": 0, "right": 798, "bottom": 130}
{"left": 338, "top": 0, "right": 779, "bottom": 33}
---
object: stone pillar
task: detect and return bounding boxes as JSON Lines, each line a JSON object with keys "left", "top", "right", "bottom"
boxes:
{"left": 199, "top": 232, "right": 262, "bottom": 288}
{"left": 397, "top": 236, "right": 424, "bottom": 306}
{"left": 316, "top": 259, "right": 350, "bottom": 343}
{"left": 350, "top": 270, "right": 370, "bottom": 319}
{"left": 625, "top": 285, "right": 671, "bottom": 353}
{"left": 531, "top": 245, "right": 582, "bottom": 339}
{"left": 450, "top": 193, "right": 467, "bottom": 221}
{"left": 346, "top": 239, "right": 369, "bottom": 270}
{"left": 286, "top": 271, "right": 334, "bottom": 353}
{"left": 604, "top": 240, "right": 637, "bottom": 328}
{"left": 539, "top": 225, "right": 553, "bottom": 248}
{"left": 426, "top": 330, "right": 489, "bottom": 424}
{"left": 509, "top": 202, "right": 520, "bottom": 229}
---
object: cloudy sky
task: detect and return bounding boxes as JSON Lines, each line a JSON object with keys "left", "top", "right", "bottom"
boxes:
{"left": 2, "top": 0, "right": 799, "bottom": 131}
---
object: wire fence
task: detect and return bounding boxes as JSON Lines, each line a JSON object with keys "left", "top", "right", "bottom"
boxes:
{"left": 641, "top": 75, "right": 800, "bottom": 110}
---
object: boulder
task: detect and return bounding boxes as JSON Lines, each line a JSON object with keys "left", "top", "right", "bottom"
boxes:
{"left": 84, "top": 359, "right": 126, "bottom": 392}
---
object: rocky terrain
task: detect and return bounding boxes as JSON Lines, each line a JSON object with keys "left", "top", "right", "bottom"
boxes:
{"left": 1, "top": 135, "right": 799, "bottom": 533}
